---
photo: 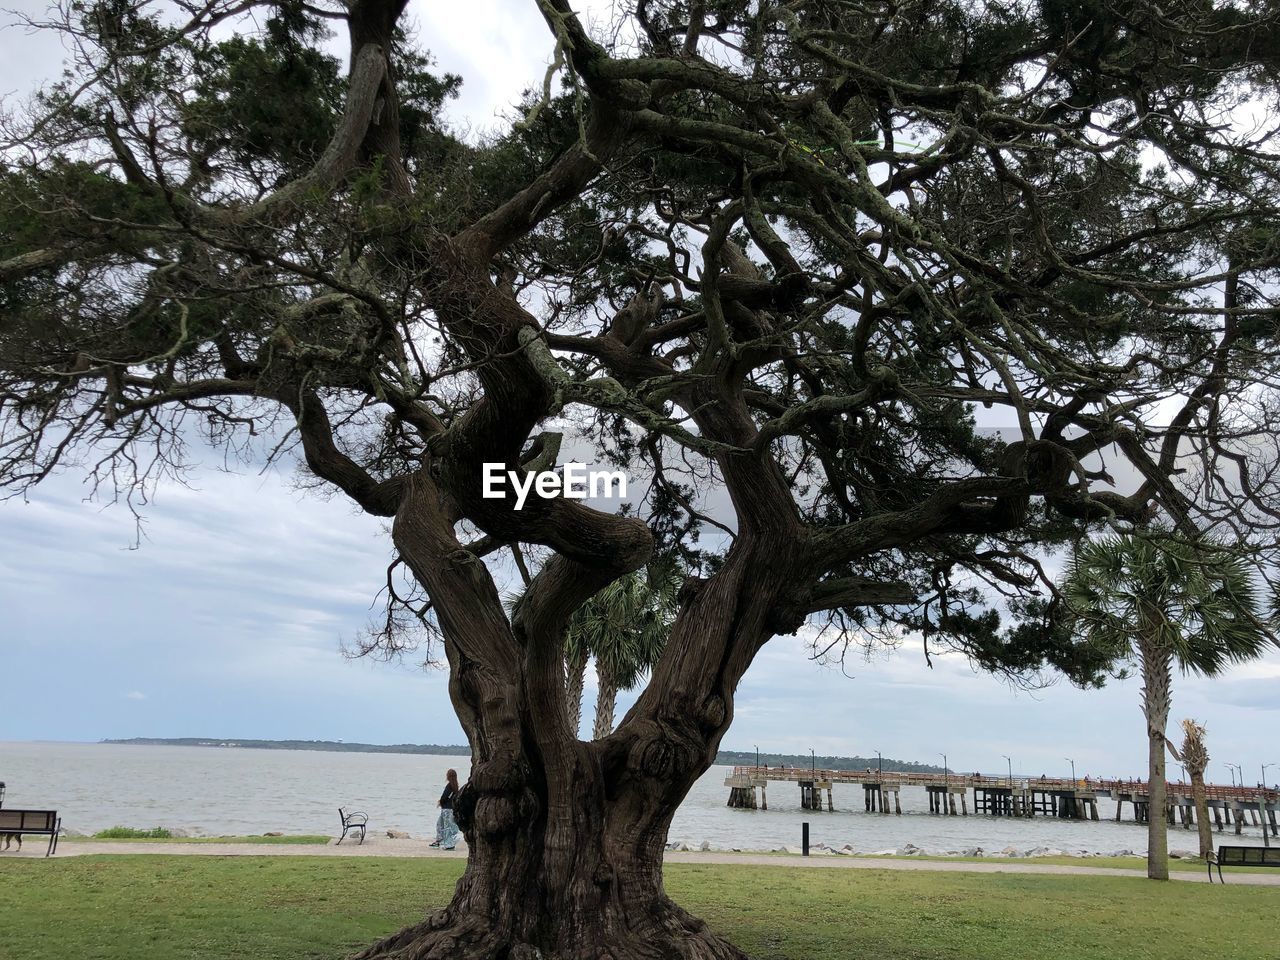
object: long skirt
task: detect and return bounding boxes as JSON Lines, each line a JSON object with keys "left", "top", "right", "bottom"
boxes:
{"left": 435, "top": 808, "right": 459, "bottom": 848}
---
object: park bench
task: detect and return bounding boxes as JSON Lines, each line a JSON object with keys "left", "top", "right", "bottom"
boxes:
{"left": 337, "top": 807, "right": 368, "bottom": 845}
{"left": 1208, "top": 844, "right": 1280, "bottom": 882}
{"left": 0, "top": 809, "right": 61, "bottom": 857}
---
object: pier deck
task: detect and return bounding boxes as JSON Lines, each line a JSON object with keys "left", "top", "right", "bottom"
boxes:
{"left": 723, "top": 766, "right": 1280, "bottom": 832}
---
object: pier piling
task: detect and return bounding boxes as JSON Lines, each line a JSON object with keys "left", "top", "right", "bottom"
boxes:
{"left": 723, "top": 768, "right": 1278, "bottom": 839}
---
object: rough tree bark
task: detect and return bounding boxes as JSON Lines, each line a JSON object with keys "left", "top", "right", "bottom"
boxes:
{"left": 1191, "top": 771, "right": 1213, "bottom": 861}
{"left": 1175, "top": 720, "right": 1214, "bottom": 861}
{"left": 565, "top": 647, "right": 588, "bottom": 735}
{"left": 1139, "top": 628, "right": 1172, "bottom": 881}
{"left": 348, "top": 472, "right": 807, "bottom": 960}
{"left": 592, "top": 670, "right": 619, "bottom": 741}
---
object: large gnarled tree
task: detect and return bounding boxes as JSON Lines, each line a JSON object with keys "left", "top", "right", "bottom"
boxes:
{"left": 4, "top": 0, "right": 1280, "bottom": 957}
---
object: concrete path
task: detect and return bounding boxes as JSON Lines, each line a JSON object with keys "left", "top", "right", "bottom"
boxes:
{"left": 3, "top": 839, "right": 1277, "bottom": 886}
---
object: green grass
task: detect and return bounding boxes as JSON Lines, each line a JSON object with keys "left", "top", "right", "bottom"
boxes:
{"left": 91, "top": 827, "right": 175, "bottom": 839}
{"left": 63, "top": 834, "right": 331, "bottom": 845}
{"left": 843, "top": 852, "right": 1276, "bottom": 875}
{"left": 0, "top": 856, "right": 1276, "bottom": 960}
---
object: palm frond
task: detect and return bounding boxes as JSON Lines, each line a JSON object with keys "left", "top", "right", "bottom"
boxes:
{"left": 1061, "top": 533, "right": 1278, "bottom": 677}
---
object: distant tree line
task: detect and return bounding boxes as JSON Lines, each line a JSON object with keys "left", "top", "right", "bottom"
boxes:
{"left": 103, "top": 738, "right": 940, "bottom": 772}
{"left": 101, "top": 737, "right": 472, "bottom": 755}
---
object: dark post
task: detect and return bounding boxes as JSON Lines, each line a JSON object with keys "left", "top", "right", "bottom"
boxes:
{"left": 755, "top": 745, "right": 759, "bottom": 772}
{"left": 877, "top": 750, "right": 882, "bottom": 778}
{"left": 1263, "top": 764, "right": 1274, "bottom": 848}
{"left": 802, "top": 822, "right": 809, "bottom": 857}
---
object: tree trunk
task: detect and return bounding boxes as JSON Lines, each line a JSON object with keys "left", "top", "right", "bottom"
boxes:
{"left": 1139, "top": 635, "right": 1172, "bottom": 881}
{"left": 593, "top": 668, "right": 619, "bottom": 740}
{"left": 372, "top": 453, "right": 821, "bottom": 960}
{"left": 565, "top": 647, "right": 588, "bottom": 736}
{"left": 373, "top": 478, "right": 799, "bottom": 960}
{"left": 1191, "top": 772, "right": 1213, "bottom": 860}
{"left": 353, "top": 737, "right": 747, "bottom": 960}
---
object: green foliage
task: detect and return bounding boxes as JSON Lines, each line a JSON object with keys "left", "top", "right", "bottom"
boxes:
{"left": 183, "top": 32, "right": 344, "bottom": 185}
{"left": 66, "top": 832, "right": 331, "bottom": 844}
{"left": 0, "top": 161, "right": 168, "bottom": 258}
{"left": 1061, "top": 534, "right": 1277, "bottom": 676}
{"left": 3, "top": 0, "right": 1280, "bottom": 708}
{"left": 565, "top": 560, "right": 682, "bottom": 691}
{"left": 91, "top": 826, "right": 173, "bottom": 839}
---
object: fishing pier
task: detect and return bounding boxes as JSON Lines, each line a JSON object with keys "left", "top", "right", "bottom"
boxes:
{"left": 724, "top": 766, "right": 1280, "bottom": 834}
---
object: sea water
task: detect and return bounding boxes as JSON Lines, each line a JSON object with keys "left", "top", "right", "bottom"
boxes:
{"left": 0, "top": 741, "right": 1271, "bottom": 854}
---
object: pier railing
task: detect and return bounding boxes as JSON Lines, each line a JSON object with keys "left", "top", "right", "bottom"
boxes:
{"left": 728, "top": 766, "right": 1279, "bottom": 801}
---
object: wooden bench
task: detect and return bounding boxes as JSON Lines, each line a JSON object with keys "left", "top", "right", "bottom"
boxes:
{"left": 337, "top": 807, "right": 368, "bottom": 845}
{"left": 1208, "top": 844, "right": 1280, "bottom": 882}
{"left": 0, "top": 809, "right": 61, "bottom": 857}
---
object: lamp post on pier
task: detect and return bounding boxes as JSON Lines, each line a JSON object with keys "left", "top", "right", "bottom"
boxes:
{"left": 1227, "top": 764, "right": 1238, "bottom": 788}
{"left": 1066, "top": 757, "right": 1077, "bottom": 785}
{"left": 876, "top": 750, "right": 882, "bottom": 778}
{"left": 940, "top": 753, "right": 948, "bottom": 786}
{"left": 754, "top": 745, "right": 759, "bottom": 772}
{"left": 1261, "top": 764, "right": 1274, "bottom": 848}
{"left": 1003, "top": 755, "right": 1013, "bottom": 788}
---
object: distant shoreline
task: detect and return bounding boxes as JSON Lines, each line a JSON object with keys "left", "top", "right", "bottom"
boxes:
{"left": 98, "top": 738, "right": 943, "bottom": 772}
{"left": 100, "top": 738, "right": 471, "bottom": 756}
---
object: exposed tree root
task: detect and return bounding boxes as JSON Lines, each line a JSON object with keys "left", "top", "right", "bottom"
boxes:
{"left": 353, "top": 896, "right": 750, "bottom": 960}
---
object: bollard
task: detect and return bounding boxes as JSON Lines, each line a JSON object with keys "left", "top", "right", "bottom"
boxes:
{"left": 802, "top": 822, "right": 809, "bottom": 856}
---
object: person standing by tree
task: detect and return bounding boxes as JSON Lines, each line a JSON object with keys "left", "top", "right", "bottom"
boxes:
{"left": 430, "top": 769, "right": 461, "bottom": 851}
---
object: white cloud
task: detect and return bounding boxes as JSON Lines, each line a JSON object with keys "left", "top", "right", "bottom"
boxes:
{"left": 1, "top": 0, "right": 1278, "bottom": 783}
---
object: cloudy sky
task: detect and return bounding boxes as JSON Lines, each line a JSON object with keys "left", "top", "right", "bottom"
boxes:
{"left": 1, "top": 0, "right": 1277, "bottom": 784}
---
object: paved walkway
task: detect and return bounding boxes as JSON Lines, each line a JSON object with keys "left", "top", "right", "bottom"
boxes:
{"left": 4, "top": 839, "right": 1277, "bottom": 886}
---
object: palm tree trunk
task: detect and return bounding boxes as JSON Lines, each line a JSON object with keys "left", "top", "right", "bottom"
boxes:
{"left": 1191, "top": 772, "right": 1213, "bottom": 861}
{"left": 564, "top": 647, "right": 588, "bottom": 735}
{"left": 593, "top": 667, "right": 619, "bottom": 740}
{"left": 1140, "top": 635, "right": 1172, "bottom": 880}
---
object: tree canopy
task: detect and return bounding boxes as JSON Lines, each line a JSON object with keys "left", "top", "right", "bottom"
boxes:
{"left": 3, "top": 0, "right": 1280, "bottom": 956}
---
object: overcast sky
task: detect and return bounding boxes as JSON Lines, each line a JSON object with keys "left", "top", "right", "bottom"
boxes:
{"left": 1, "top": 0, "right": 1277, "bottom": 783}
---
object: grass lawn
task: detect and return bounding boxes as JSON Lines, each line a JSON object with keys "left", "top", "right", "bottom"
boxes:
{"left": 0, "top": 855, "right": 1275, "bottom": 960}
{"left": 848, "top": 853, "right": 1278, "bottom": 874}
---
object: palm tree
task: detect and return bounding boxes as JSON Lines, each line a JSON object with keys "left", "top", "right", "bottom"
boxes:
{"left": 563, "top": 630, "right": 590, "bottom": 735}
{"left": 567, "top": 563, "right": 681, "bottom": 739}
{"left": 514, "top": 562, "right": 682, "bottom": 738}
{"left": 1171, "top": 718, "right": 1213, "bottom": 860}
{"left": 1062, "top": 533, "right": 1275, "bottom": 880}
